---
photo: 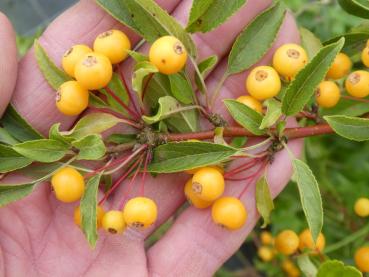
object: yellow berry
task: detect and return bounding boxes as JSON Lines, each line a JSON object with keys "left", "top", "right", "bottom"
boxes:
{"left": 93, "top": 30, "right": 131, "bottom": 64}
{"left": 102, "top": 210, "right": 126, "bottom": 234}
{"left": 362, "top": 47, "right": 369, "bottom": 67}
{"left": 74, "top": 52, "right": 112, "bottom": 90}
{"left": 236, "top": 95, "right": 263, "bottom": 113}
{"left": 184, "top": 178, "right": 212, "bottom": 209}
{"left": 123, "top": 197, "right": 158, "bottom": 229}
{"left": 51, "top": 167, "right": 85, "bottom": 203}
{"left": 149, "top": 36, "right": 187, "bottom": 75}
{"left": 355, "top": 246, "right": 369, "bottom": 272}
{"left": 275, "top": 230, "right": 300, "bottom": 255}
{"left": 211, "top": 197, "right": 247, "bottom": 230}
{"left": 192, "top": 167, "right": 225, "bottom": 201}
{"left": 345, "top": 70, "right": 369, "bottom": 98}
{"left": 272, "top": 43, "right": 308, "bottom": 80}
{"left": 56, "top": 81, "right": 89, "bottom": 116}
{"left": 258, "top": 246, "right": 275, "bottom": 262}
{"left": 260, "top": 231, "right": 274, "bottom": 246}
{"left": 246, "top": 66, "right": 281, "bottom": 100}
{"left": 354, "top": 197, "right": 369, "bottom": 217}
{"left": 282, "top": 260, "right": 301, "bottom": 277}
{"left": 326, "top": 52, "right": 352, "bottom": 80}
{"left": 185, "top": 165, "right": 224, "bottom": 175}
{"left": 315, "top": 81, "right": 341, "bottom": 108}
{"left": 74, "top": 205, "right": 105, "bottom": 228}
{"left": 62, "top": 44, "right": 92, "bottom": 77}
{"left": 298, "top": 229, "right": 325, "bottom": 253}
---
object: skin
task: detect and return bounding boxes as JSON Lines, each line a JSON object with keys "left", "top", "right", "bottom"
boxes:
{"left": 0, "top": 0, "right": 302, "bottom": 276}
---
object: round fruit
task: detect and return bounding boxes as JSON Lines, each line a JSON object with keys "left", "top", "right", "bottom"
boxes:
{"left": 123, "top": 197, "right": 158, "bottom": 229}
{"left": 74, "top": 205, "right": 105, "bottom": 228}
{"left": 272, "top": 43, "right": 308, "bottom": 80}
{"left": 192, "top": 167, "right": 225, "bottom": 201}
{"left": 282, "top": 260, "right": 301, "bottom": 277}
{"left": 315, "top": 81, "right": 341, "bottom": 108}
{"left": 184, "top": 178, "right": 212, "bottom": 209}
{"left": 56, "top": 81, "right": 89, "bottom": 116}
{"left": 257, "top": 246, "right": 275, "bottom": 262}
{"left": 211, "top": 197, "right": 247, "bottom": 230}
{"left": 74, "top": 52, "right": 113, "bottom": 90}
{"left": 102, "top": 210, "right": 126, "bottom": 234}
{"left": 260, "top": 231, "right": 274, "bottom": 246}
{"left": 62, "top": 44, "right": 92, "bottom": 77}
{"left": 236, "top": 95, "right": 263, "bottom": 113}
{"left": 246, "top": 66, "right": 281, "bottom": 100}
{"left": 185, "top": 165, "right": 224, "bottom": 175}
{"left": 354, "top": 197, "right": 369, "bottom": 217}
{"left": 362, "top": 47, "right": 369, "bottom": 67}
{"left": 326, "top": 52, "right": 352, "bottom": 80}
{"left": 355, "top": 246, "right": 369, "bottom": 272}
{"left": 275, "top": 230, "right": 300, "bottom": 255}
{"left": 149, "top": 36, "right": 187, "bottom": 74}
{"left": 298, "top": 229, "right": 325, "bottom": 253}
{"left": 93, "top": 30, "right": 131, "bottom": 64}
{"left": 51, "top": 167, "right": 85, "bottom": 203}
{"left": 345, "top": 70, "right": 369, "bottom": 98}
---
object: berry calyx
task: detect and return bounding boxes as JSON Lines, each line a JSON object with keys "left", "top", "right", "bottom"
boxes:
{"left": 354, "top": 197, "right": 369, "bottom": 217}
{"left": 149, "top": 36, "right": 187, "bottom": 75}
{"left": 257, "top": 246, "right": 275, "bottom": 262}
{"left": 326, "top": 52, "right": 352, "bottom": 80}
{"left": 51, "top": 167, "right": 85, "bottom": 203}
{"left": 272, "top": 43, "right": 308, "bottom": 80}
{"left": 74, "top": 205, "right": 105, "bottom": 228}
{"left": 315, "top": 81, "right": 341, "bottom": 108}
{"left": 246, "top": 66, "right": 281, "bottom": 100}
{"left": 362, "top": 47, "right": 369, "bottom": 67}
{"left": 345, "top": 70, "right": 369, "bottom": 98}
{"left": 192, "top": 167, "right": 225, "bottom": 201}
{"left": 184, "top": 178, "right": 212, "bottom": 209}
{"left": 355, "top": 246, "right": 369, "bottom": 272}
{"left": 298, "top": 229, "right": 325, "bottom": 254}
{"left": 93, "top": 30, "right": 131, "bottom": 64}
{"left": 236, "top": 95, "right": 263, "bottom": 113}
{"left": 123, "top": 197, "right": 158, "bottom": 229}
{"left": 74, "top": 52, "right": 113, "bottom": 90}
{"left": 62, "top": 44, "right": 92, "bottom": 77}
{"left": 260, "top": 231, "right": 274, "bottom": 246}
{"left": 102, "top": 210, "right": 126, "bottom": 234}
{"left": 56, "top": 81, "right": 89, "bottom": 116}
{"left": 275, "top": 230, "right": 300, "bottom": 255}
{"left": 211, "top": 197, "right": 247, "bottom": 230}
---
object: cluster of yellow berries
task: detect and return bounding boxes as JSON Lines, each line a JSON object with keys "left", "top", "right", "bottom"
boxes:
{"left": 51, "top": 167, "right": 158, "bottom": 234}
{"left": 184, "top": 166, "right": 247, "bottom": 230}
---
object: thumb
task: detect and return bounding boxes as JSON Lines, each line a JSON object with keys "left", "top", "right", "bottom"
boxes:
{"left": 0, "top": 12, "right": 17, "bottom": 117}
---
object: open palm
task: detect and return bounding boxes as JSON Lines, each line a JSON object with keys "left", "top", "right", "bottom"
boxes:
{"left": 0, "top": 0, "right": 302, "bottom": 276}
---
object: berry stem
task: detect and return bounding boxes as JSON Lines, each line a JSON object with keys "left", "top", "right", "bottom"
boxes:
{"left": 105, "top": 86, "right": 140, "bottom": 120}
{"left": 118, "top": 67, "right": 143, "bottom": 116}
{"left": 224, "top": 158, "right": 260, "bottom": 178}
{"left": 238, "top": 159, "right": 267, "bottom": 199}
{"left": 209, "top": 71, "right": 229, "bottom": 111}
{"left": 89, "top": 107, "right": 142, "bottom": 129}
{"left": 189, "top": 56, "right": 210, "bottom": 112}
{"left": 140, "top": 150, "right": 152, "bottom": 196}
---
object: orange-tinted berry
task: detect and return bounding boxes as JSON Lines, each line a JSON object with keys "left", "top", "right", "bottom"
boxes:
{"left": 62, "top": 44, "right": 92, "bottom": 77}
{"left": 354, "top": 197, "right": 369, "bottom": 217}
{"left": 355, "top": 246, "right": 369, "bottom": 272}
{"left": 326, "top": 53, "right": 352, "bottom": 80}
{"left": 315, "top": 81, "right": 341, "bottom": 108}
{"left": 184, "top": 178, "right": 212, "bottom": 209}
{"left": 211, "top": 197, "right": 247, "bottom": 230}
{"left": 345, "top": 70, "right": 369, "bottom": 98}
{"left": 275, "top": 230, "right": 300, "bottom": 255}
{"left": 246, "top": 66, "right": 281, "bottom": 100}
{"left": 260, "top": 231, "right": 274, "bottom": 246}
{"left": 298, "top": 229, "right": 325, "bottom": 254}
{"left": 74, "top": 205, "right": 105, "bottom": 228}
{"left": 362, "top": 47, "right": 369, "bottom": 67}
{"left": 192, "top": 167, "right": 225, "bottom": 201}
{"left": 56, "top": 81, "right": 89, "bottom": 116}
{"left": 123, "top": 197, "right": 158, "bottom": 229}
{"left": 51, "top": 167, "right": 85, "bottom": 203}
{"left": 102, "top": 210, "right": 126, "bottom": 234}
{"left": 257, "top": 246, "right": 275, "bottom": 262}
{"left": 236, "top": 95, "right": 263, "bottom": 113}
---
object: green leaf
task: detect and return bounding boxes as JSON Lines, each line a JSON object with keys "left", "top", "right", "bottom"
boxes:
{"left": 338, "top": 0, "right": 369, "bottom": 19}
{"left": 195, "top": 55, "right": 218, "bottom": 93}
{"left": 127, "top": 50, "right": 148, "bottom": 62}
{"left": 107, "top": 133, "right": 137, "bottom": 144}
{"left": 227, "top": 2, "right": 286, "bottom": 74}
{"left": 297, "top": 254, "right": 317, "bottom": 277}
{"left": 34, "top": 40, "right": 71, "bottom": 90}
{"left": 300, "top": 27, "right": 323, "bottom": 59}
{"left": 282, "top": 38, "right": 345, "bottom": 116}
{"left": 132, "top": 61, "right": 158, "bottom": 100}
{"left": 324, "top": 115, "right": 369, "bottom": 142}
{"left": 0, "top": 127, "right": 19, "bottom": 145}
{"left": 0, "top": 183, "right": 35, "bottom": 207}
{"left": 80, "top": 174, "right": 102, "bottom": 248}
{"left": 0, "top": 145, "right": 32, "bottom": 173}
{"left": 317, "top": 260, "right": 362, "bottom": 277}
{"left": 259, "top": 98, "right": 282, "bottom": 129}
{"left": 72, "top": 135, "right": 106, "bottom": 160}
{"left": 186, "top": 0, "right": 247, "bottom": 33}
{"left": 99, "top": 73, "right": 129, "bottom": 114}
{"left": 292, "top": 159, "right": 323, "bottom": 242}
{"left": 148, "top": 142, "right": 238, "bottom": 173}
{"left": 12, "top": 139, "right": 70, "bottom": 163}
{"left": 224, "top": 99, "right": 265, "bottom": 135}
{"left": 49, "top": 123, "right": 74, "bottom": 144}
{"left": 255, "top": 175, "right": 274, "bottom": 228}
{"left": 324, "top": 32, "right": 369, "bottom": 56}
{"left": 169, "top": 73, "right": 194, "bottom": 105}
{"left": 0, "top": 105, "right": 43, "bottom": 142}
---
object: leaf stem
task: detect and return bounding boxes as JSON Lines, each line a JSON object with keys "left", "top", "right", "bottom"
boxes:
{"left": 88, "top": 107, "right": 142, "bottom": 129}
{"left": 210, "top": 71, "right": 229, "bottom": 111}
{"left": 189, "top": 56, "right": 210, "bottom": 111}
{"left": 105, "top": 87, "right": 140, "bottom": 120}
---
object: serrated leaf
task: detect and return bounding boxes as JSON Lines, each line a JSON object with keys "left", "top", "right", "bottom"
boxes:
{"left": 338, "top": 0, "right": 369, "bottom": 19}
{"left": 107, "top": 133, "right": 137, "bottom": 144}
{"left": 72, "top": 135, "right": 106, "bottom": 160}
{"left": 0, "top": 183, "right": 35, "bottom": 207}
{"left": 0, "top": 145, "right": 32, "bottom": 173}
{"left": 186, "top": 0, "right": 246, "bottom": 33}
{"left": 300, "top": 27, "right": 323, "bottom": 59}
{"left": 195, "top": 55, "right": 218, "bottom": 93}
{"left": 292, "top": 159, "right": 323, "bottom": 242}
{"left": 99, "top": 73, "right": 129, "bottom": 114}
{"left": 0, "top": 127, "right": 19, "bottom": 145}
{"left": 148, "top": 142, "right": 238, "bottom": 173}
{"left": 324, "top": 115, "right": 369, "bottom": 142}
{"left": 297, "top": 254, "right": 317, "bottom": 277}
{"left": 227, "top": 2, "right": 285, "bottom": 74}
{"left": 169, "top": 73, "right": 194, "bottom": 105}
{"left": 80, "top": 174, "right": 102, "bottom": 248}
{"left": 132, "top": 61, "right": 158, "bottom": 100}
{"left": 324, "top": 32, "right": 369, "bottom": 56}
{"left": 224, "top": 99, "right": 265, "bottom": 135}
{"left": 259, "top": 98, "right": 282, "bottom": 129}
{"left": 317, "top": 260, "right": 362, "bottom": 277}
{"left": 12, "top": 139, "right": 70, "bottom": 163}
{"left": 34, "top": 40, "right": 71, "bottom": 90}
{"left": 282, "top": 38, "right": 345, "bottom": 116}
{"left": 255, "top": 175, "right": 274, "bottom": 228}
{"left": 49, "top": 123, "right": 74, "bottom": 144}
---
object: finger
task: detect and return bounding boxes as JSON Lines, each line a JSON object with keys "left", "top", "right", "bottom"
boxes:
{"left": 0, "top": 12, "right": 17, "bottom": 117}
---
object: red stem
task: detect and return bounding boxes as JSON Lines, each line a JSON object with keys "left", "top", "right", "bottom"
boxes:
{"left": 84, "top": 154, "right": 130, "bottom": 179}
{"left": 88, "top": 107, "right": 141, "bottom": 129}
{"left": 118, "top": 67, "right": 143, "bottom": 116}
{"left": 238, "top": 159, "right": 267, "bottom": 199}
{"left": 342, "top": 95, "right": 369, "bottom": 103}
{"left": 224, "top": 159, "right": 260, "bottom": 178}
{"left": 140, "top": 151, "right": 151, "bottom": 196}
{"left": 105, "top": 87, "right": 140, "bottom": 120}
